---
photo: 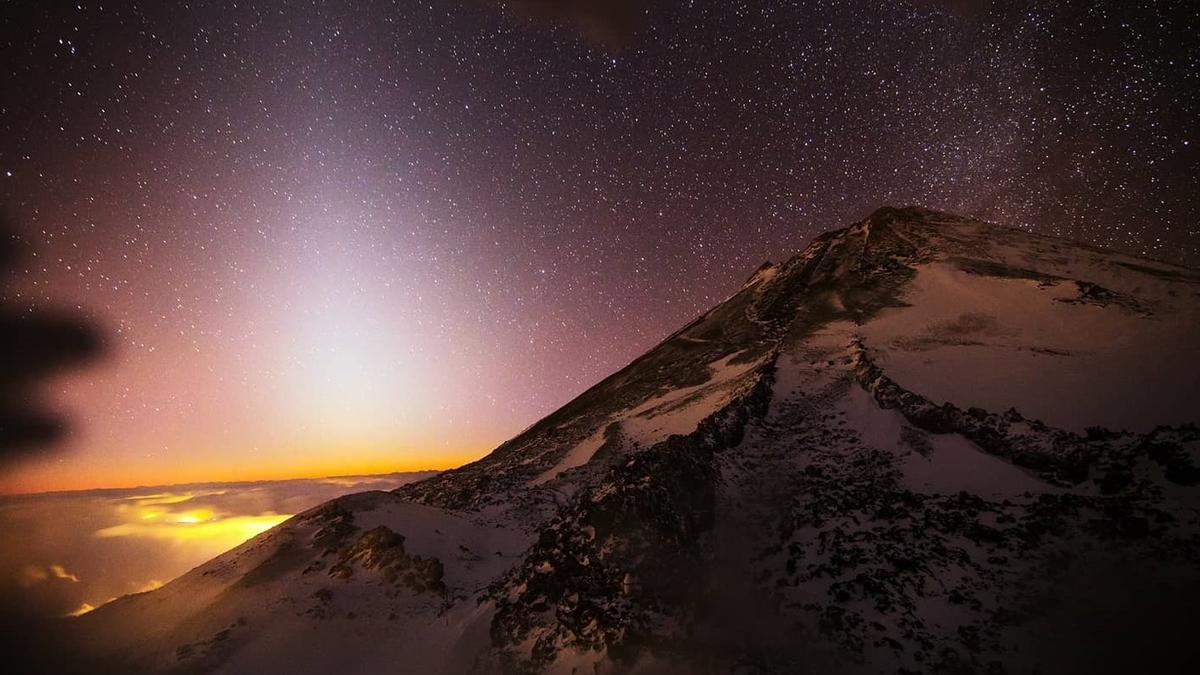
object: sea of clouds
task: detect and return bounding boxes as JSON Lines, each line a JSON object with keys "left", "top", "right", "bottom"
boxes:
{"left": 0, "top": 472, "right": 434, "bottom": 618}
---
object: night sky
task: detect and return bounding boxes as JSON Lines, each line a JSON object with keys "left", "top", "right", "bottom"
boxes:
{"left": 1, "top": 0, "right": 1196, "bottom": 492}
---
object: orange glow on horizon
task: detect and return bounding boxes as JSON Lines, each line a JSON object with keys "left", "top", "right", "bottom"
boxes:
{"left": 0, "top": 442, "right": 488, "bottom": 496}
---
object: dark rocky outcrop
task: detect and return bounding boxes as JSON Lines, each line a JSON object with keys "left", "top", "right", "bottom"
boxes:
{"left": 329, "top": 526, "right": 446, "bottom": 595}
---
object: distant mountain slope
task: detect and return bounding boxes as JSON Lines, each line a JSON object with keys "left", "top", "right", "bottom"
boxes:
{"left": 72, "top": 207, "right": 1200, "bottom": 674}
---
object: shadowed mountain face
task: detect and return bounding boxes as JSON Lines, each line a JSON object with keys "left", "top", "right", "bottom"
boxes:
{"left": 68, "top": 208, "right": 1200, "bottom": 674}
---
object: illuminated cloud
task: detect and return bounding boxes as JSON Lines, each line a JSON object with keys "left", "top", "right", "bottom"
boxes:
{"left": 16, "top": 563, "right": 80, "bottom": 587}
{"left": 66, "top": 602, "right": 96, "bottom": 617}
{"left": 49, "top": 564, "right": 79, "bottom": 582}
{"left": 93, "top": 489, "right": 290, "bottom": 549}
{"left": 95, "top": 513, "right": 289, "bottom": 545}
{"left": 319, "top": 475, "right": 408, "bottom": 489}
{"left": 119, "top": 490, "right": 227, "bottom": 506}
{"left": 133, "top": 579, "right": 163, "bottom": 593}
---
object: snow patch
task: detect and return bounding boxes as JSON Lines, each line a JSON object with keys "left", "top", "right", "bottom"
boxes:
{"left": 859, "top": 262, "right": 1200, "bottom": 432}
{"left": 529, "top": 428, "right": 609, "bottom": 486}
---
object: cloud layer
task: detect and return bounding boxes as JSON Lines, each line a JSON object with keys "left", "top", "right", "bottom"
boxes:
{"left": 0, "top": 472, "right": 434, "bottom": 618}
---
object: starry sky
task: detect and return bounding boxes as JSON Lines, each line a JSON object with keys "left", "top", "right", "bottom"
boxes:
{"left": 0, "top": 0, "right": 1196, "bottom": 493}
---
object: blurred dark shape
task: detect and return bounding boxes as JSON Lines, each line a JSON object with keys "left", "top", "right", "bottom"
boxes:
{"left": 485, "top": 0, "right": 642, "bottom": 46}
{"left": 906, "top": 0, "right": 993, "bottom": 19}
{"left": 0, "top": 215, "right": 104, "bottom": 462}
{"left": 0, "top": 216, "right": 105, "bottom": 673}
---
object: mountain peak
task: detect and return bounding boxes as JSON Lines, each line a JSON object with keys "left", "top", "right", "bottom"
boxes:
{"left": 743, "top": 260, "right": 777, "bottom": 285}
{"left": 862, "top": 204, "right": 961, "bottom": 225}
{"left": 73, "top": 208, "right": 1200, "bottom": 675}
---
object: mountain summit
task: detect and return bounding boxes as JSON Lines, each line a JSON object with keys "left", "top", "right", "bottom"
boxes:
{"left": 74, "top": 207, "right": 1200, "bottom": 674}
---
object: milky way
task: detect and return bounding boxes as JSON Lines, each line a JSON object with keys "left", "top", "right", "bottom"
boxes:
{"left": 0, "top": 1, "right": 1196, "bottom": 491}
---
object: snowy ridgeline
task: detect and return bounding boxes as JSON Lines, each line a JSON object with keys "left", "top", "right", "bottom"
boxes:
{"left": 72, "top": 207, "right": 1200, "bottom": 674}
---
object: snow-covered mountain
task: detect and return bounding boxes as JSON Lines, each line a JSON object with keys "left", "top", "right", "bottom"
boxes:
{"left": 72, "top": 207, "right": 1200, "bottom": 674}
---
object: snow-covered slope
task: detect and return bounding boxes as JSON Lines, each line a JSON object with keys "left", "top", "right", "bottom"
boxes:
{"left": 72, "top": 207, "right": 1200, "bottom": 674}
